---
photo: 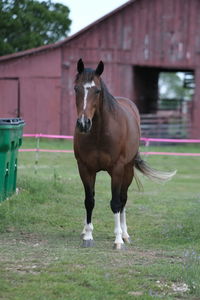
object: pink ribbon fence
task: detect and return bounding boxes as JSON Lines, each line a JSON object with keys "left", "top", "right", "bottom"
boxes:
{"left": 20, "top": 134, "right": 200, "bottom": 157}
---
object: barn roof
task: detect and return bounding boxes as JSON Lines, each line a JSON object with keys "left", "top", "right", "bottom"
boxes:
{"left": 0, "top": 0, "right": 133, "bottom": 62}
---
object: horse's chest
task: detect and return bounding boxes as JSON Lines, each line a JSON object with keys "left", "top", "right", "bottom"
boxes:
{"left": 81, "top": 148, "right": 114, "bottom": 171}
{"left": 74, "top": 131, "right": 123, "bottom": 171}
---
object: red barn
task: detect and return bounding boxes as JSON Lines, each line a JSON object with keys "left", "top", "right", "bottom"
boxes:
{"left": 0, "top": 0, "right": 200, "bottom": 137}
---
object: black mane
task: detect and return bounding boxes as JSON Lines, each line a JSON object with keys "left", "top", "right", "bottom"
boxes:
{"left": 99, "top": 78, "right": 117, "bottom": 112}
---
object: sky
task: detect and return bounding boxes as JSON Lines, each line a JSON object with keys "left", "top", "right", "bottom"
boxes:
{"left": 53, "top": 0, "right": 129, "bottom": 35}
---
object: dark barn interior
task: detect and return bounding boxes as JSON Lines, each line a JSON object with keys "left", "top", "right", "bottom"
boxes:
{"left": 133, "top": 66, "right": 195, "bottom": 137}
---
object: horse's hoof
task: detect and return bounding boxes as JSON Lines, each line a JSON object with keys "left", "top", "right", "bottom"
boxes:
{"left": 113, "top": 243, "right": 125, "bottom": 250}
{"left": 123, "top": 237, "right": 131, "bottom": 244}
{"left": 82, "top": 239, "right": 94, "bottom": 248}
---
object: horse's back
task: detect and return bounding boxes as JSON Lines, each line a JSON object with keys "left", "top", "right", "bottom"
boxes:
{"left": 116, "top": 97, "right": 140, "bottom": 130}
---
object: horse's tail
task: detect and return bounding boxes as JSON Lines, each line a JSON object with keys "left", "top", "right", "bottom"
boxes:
{"left": 134, "top": 153, "right": 176, "bottom": 182}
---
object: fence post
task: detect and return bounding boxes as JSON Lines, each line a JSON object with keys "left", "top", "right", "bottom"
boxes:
{"left": 34, "top": 134, "right": 40, "bottom": 174}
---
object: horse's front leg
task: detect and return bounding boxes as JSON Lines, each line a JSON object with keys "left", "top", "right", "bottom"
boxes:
{"left": 110, "top": 165, "right": 124, "bottom": 250}
{"left": 78, "top": 162, "right": 96, "bottom": 247}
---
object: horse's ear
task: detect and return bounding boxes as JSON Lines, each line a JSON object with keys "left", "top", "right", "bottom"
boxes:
{"left": 95, "top": 61, "right": 104, "bottom": 76}
{"left": 77, "top": 58, "right": 84, "bottom": 74}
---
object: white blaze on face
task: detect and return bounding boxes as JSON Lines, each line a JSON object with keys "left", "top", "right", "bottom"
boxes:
{"left": 83, "top": 81, "right": 95, "bottom": 110}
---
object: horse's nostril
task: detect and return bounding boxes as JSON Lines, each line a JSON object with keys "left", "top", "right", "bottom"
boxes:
{"left": 85, "top": 118, "right": 92, "bottom": 131}
{"left": 76, "top": 117, "right": 92, "bottom": 133}
{"left": 76, "top": 118, "right": 81, "bottom": 127}
{"left": 87, "top": 119, "right": 91, "bottom": 127}
{"left": 76, "top": 118, "right": 84, "bottom": 132}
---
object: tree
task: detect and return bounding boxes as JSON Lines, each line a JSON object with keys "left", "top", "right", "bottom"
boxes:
{"left": 159, "top": 72, "right": 194, "bottom": 100}
{"left": 0, "top": 0, "right": 71, "bottom": 56}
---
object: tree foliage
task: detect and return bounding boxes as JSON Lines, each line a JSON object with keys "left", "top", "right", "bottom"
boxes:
{"left": 159, "top": 72, "right": 193, "bottom": 101}
{"left": 0, "top": 0, "right": 71, "bottom": 56}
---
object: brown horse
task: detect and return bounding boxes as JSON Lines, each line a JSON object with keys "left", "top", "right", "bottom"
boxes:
{"left": 73, "top": 59, "right": 176, "bottom": 249}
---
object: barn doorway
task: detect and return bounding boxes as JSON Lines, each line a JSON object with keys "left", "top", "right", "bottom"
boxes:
{"left": 133, "top": 66, "right": 195, "bottom": 138}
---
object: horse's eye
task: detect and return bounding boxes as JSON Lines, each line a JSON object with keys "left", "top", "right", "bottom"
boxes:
{"left": 95, "top": 88, "right": 101, "bottom": 94}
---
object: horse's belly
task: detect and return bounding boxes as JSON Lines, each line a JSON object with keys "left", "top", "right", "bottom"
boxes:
{"left": 83, "top": 148, "right": 135, "bottom": 172}
{"left": 81, "top": 151, "right": 113, "bottom": 172}
{"left": 98, "top": 152, "right": 113, "bottom": 170}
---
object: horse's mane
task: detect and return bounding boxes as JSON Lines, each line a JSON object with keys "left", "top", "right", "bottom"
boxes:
{"left": 99, "top": 78, "right": 117, "bottom": 112}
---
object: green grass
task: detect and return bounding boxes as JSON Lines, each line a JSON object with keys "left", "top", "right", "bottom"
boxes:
{"left": 0, "top": 138, "right": 200, "bottom": 299}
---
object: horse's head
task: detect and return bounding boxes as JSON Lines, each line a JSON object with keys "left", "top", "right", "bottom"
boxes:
{"left": 74, "top": 59, "right": 104, "bottom": 133}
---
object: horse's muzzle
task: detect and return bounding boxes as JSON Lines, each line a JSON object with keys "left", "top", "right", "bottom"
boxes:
{"left": 76, "top": 117, "right": 92, "bottom": 133}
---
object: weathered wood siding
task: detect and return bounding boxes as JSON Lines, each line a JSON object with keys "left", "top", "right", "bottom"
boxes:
{"left": 0, "top": 49, "right": 62, "bottom": 133}
{"left": 61, "top": 0, "right": 200, "bottom": 135}
{"left": 1, "top": 0, "right": 200, "bottom": 136}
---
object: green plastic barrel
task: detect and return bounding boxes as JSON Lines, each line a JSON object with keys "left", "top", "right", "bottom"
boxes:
{"left": 0, "top": 118, "right": 25, "bottom": 202}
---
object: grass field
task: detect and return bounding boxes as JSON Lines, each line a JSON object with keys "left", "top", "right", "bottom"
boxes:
{"left": 0, "top": 138, "right": 200, "bottom": 299}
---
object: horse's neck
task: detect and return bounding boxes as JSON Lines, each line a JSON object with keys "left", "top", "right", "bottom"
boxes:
{"left": 92, "top": 98, "right": 111, "bottom": 135}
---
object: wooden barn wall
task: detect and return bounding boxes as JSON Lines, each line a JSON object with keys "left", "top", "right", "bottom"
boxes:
{"left": 0, "top": 79, "right": 19, "bottom": 118}
{"left": 61, "top": 0, "right": 200, "bottom": 135}
{"left": 0, "top": 49, "right": 62, "bottom": 134}
{"left": 1, "top": 0, "right": 200, "bottom": 136}
{"left": 20, "top": 77, "right": 61, "bottom": 133}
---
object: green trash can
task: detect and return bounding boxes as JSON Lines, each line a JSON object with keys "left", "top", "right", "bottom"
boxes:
{"left": 0, "top": 118, "right": 25, "bottom": 202}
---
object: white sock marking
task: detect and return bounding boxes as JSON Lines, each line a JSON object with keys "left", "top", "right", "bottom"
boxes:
{"left": 114, "top": 213, "right": 124, "bottom": 244}
{"left": 120, "top": 209, "right": 130, "bottom": 240}
{"left": 82, "top": 223, "right": 94, "bottom": 241}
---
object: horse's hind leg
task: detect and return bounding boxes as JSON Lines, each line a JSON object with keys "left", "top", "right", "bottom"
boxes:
{"left": 78, "top": 162, "right": 96, "bottom": 247}
{"left": 120, "top": 209, "right": 131, "bottom": 244}
{"left": 120, "top": 163, "right": 134, "bottom": 244}
{"left": 110, "top": 164, "right": 125, "bottom": 250}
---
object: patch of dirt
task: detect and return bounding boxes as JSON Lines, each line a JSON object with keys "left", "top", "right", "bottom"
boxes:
{"left": 156, "top": 280, "right": 190, "bottom": 296}
{"left": 5, "top": 264, "right": 41, "bottom": 275}
{"left": 127, "top": 247, "right": 182, "bottom": 264}
{"left": 0, "top": 232, "right": 51, "bottom": 271}
{"left": 128, "top": 291, "right": 143, "bottom": 296}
